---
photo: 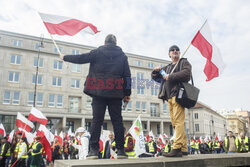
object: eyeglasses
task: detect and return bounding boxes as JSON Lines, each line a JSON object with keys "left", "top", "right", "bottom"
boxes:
{"left": 170, "top": 48, "right": 180, "bottom": 52}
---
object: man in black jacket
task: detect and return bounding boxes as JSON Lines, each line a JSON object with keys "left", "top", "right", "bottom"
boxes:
{"left": 61, "top": 34, "right": 131, "bottom": 159}
{"left": 0, "top": 137, "right": 10, "bottom": 167}
{"left": 152, "top": 45, "right": 191, "bottom": 157}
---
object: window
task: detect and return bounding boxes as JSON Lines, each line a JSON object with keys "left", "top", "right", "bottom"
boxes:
{"left": 127, "top": 101, "right": 132, "bottom": 112}
{"left": 36, "top": 93, "right": 43, "bottom": 106}
{"left": 136, "top": 101, "right": 140, "bottom": 112}
{"left": 46, "top": 119, "right": 53, "bottom": 130}
{"left": 195, "top": 124, "right": 199, "bottom": 132}
{"left": 34, "top": 57, "right": 44, "bottom": 67}
{"left": 48, "top": 94, "right": 55, "bottom": 107}
{"left": 71, "top": 79, "right": 80, "bottom": 88}
{"left": 71, "top": 64, "right": 81, "bottom": 72}
{"left": 54, "top": 60, "right": 63, "bottom": 70}
{"left": 151, "top": 87, "right": 158, "bottom": 96}
{"left": 10, "top": 55, "right": 21, "bottom": 65}
{"left": 54, "top": 47, "right": 62, "bottom": 53}
{"left": 35, "top": 43, "right": 40, "bottom": 50}
{"left": 57, "top": 95, "right": 63, "bottom": 107}
{"left": 137, "top": 72, "right": 144, "bottom": 94}
{"left": 13, "top": 91, "right": 20, "bottom": 105}
{"left": 86, "top": 96, "right": 92, "bottom": 109}
{"left": 32, "top": 75, "right": 42, "bottom": 85}
{"left": 69, "top": 97, "right": 80, "bottom": 113}
{"left": 163, "top": 104, "right": 169, "bottom": 114}
{"left": 142, "top": 102, "right": 146, "bottom": 113}
{"left": 150, "top": 103, "right": 157, "bottom": 117}
{"left": 194, "top": 113, "right": 198, "bottom": 119}
{"left": 122, "top": 101, "right": 126, "bottom": 112}
{"left": 134, "top": 60, "right": 141, "bottom": 66}
{"left": 28, "top": 92, "right": 34, "bottom": 106}
{"left": 3, "top": 90, "right": 11, "bottom": 104}
{"left": 0, "top": 115, "right": 16, "bottom": 133}
{"left": 85, "top": 122, "right": 91, "bottom": 132}
{"left": 8, "top": 72, "right": 19, "bottom": 82}
{"left": 157, "top": 124, "right": 160, "bottom": 135}
{"left": 72, "top": 49, "right": 79, "bottom": 55}
{"left": 148, "top": 62, "right": 154, "bottom": 68}
{"left": 66, "top": 121, "right": 74, "bottom": 132}
{"left": 52, "top": 77, "right": 62, "bottom": 86}
{"left": 13, "top": 40, "right": 22, "bottom": 47}
{"left": 103, "top": 122, "right": 107, "bottom": 130}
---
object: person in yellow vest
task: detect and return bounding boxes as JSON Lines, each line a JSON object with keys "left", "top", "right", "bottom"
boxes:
{"left": 238, "top": 132, "right": 249, "bottom": 153}
{"left": 147, "top": 136, "right": 157, "bottom": 156}
{"left": 0, "top": 136, "right": 10, "bottom": 167}
{"left": 224, "top": 131, "right": 238, "bottom": 153}
{"left": 163, "top": 139, "right": 171, "bottom": 154}
{"left": 103, "top": 132, "right": 116, "bottom": 159}
{"left": 208, "top": 139, "right": 213, "bottom": 153}
{"left": 16, "top": 137, "right": 28, "bottom": 167}
{"left": 213, "top": 138, "right": 221, "bottom": 154}
{"left": 29, "top": 136, "right": 44, "bottom": 167}
{"left": 124, "top": 131, "right": 135, "bottom": 159}
{"left": 195, "top": 140, "right": 199, "bottom": 154}
{"left": 11, "top": 132, "right": 22, "bottom": 167}
{"left": 190, "top": 138, "right": 196, "bottom": 154}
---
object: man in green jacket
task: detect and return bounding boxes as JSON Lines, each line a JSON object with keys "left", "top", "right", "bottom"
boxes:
{"left": 29, "top": 136, "right": 43, "bottom": 167}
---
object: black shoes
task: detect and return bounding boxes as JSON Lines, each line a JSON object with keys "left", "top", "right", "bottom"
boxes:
{"left": 117, "top": 149, "right": 128, "bottom": 159}
{"left": 162, "top": 148, "right": 182, "bottom": 157}
{"left": 182, "top": 152, "right": 188, "bottom": 156}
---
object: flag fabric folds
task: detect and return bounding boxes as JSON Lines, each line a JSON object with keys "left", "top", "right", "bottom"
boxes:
{"left": 16, "top": 112, "right": 35, "bottom": 132}
{"left": 191, "top": 21, "right": 225, "bottom": 81}
{"left": 28, "top": 107, "right": 48, "bottom": 125}
{"left": 37, "top": 125, "right": 54, "bottom": 162}
{"left": 8, "top": 130, "right": 14, "bottom": 143}
{"left": 129, "top": 116, "right": 146, "bottom": 157}
{"left": 0, "top": 123, "right": 6, "bottom": 136}
{"left": 39, "top": 12, "right": 100, "bottom": 36}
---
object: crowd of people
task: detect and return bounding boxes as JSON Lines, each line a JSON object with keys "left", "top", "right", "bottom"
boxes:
{"left": 0, "top": 127, "right": 249, "bottom": 167}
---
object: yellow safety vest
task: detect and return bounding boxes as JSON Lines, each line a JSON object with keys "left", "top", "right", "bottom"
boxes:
{"left": 0, "top": 143, "right": 10, "bottom": 156}
{"left": 148, "top": 142, "right": 155, "bottom": 153}
{"left": 14, "top": 141, "right": 20, "bottom": 153}
{"left": 224, "top": 137, "right": 238, "bottom": 151}
{"left": 124, "top": 136, "right": 136, "bottom": 158}
{"left": 195, "top": 142, "right": 199, "bottom": 149}
{"left": 164, "top": 144, "right": 169, "bottom": 153}
{"left": 213, "top": 142, "right": 220, "bottom": 149}
{"left": 18, "top": 142, "right": 28, "bottom": 159}
{"left": 208, "top": 142, "right": 212, "bottom": 149}
{"left": 238, "top": 137, "right": 249, "bottom": 151}
{"left": 31, "top": 142, "right": 43, "bottom": 156}
{"left": 190, "top": 141, "right": 196, "bottom": 148}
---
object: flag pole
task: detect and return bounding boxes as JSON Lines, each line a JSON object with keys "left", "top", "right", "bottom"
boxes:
{"left": 49, "top": 34, "right": 68, "bottom": 68}
{"left": 170, "top": 19, "right": 207, "bottom": 74}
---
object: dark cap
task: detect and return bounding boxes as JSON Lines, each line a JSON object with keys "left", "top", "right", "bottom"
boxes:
{"left": 17, "top": 132, "right": 23, "bottom": 136}
{"left": 105, "top": 34, "right": 117, "bottom": 45}
{"left": 169, "top": 45, "right": 180, "bottom": 52}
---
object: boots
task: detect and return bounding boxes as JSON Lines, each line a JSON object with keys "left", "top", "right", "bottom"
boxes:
{"left": 162, "top": 148, "right": 182, "bottom": 157}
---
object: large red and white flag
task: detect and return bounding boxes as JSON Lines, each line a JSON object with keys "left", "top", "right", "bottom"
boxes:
{"left": 58, "top": 131, "right": 64, "bottom": 148}
{"left": 18, "top": 128, "right": 35, "bottom": 144}
{"left": 16, "top": 112, "right": 35, "bottom": 132}
{"left": 37, "top": 125, "right": 54, "bottom": 162}
{"left": 28, "top": 107, "right": 48, "bottom": 125}
{"left": 191, "top": 21, "right": 225, "bottom": 81}
{"left": 39, "top": 12, "right": 100, "bottom": 36}
{"left": 0, "top": 123, "right": 6, "bottom": 137}
{"left": 158, "top": 134, "right": 166, "bottom": 145}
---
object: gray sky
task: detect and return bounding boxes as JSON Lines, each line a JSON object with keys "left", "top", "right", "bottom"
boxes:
{"left": 1, "top": 0, "right": 250, "bottom": 111}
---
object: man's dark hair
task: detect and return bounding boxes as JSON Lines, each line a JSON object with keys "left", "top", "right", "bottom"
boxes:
{"left": 228, "top": 131, "right": 233, "bottom": 134}
{"left": 105, "top": 34, "right": 117, "bottom": 45}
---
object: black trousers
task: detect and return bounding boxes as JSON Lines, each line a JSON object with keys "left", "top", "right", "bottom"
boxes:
{"left": 89, "top": 97, "right": 124, "bottom": 150}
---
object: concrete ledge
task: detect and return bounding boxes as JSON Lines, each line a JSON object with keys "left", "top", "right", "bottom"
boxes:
{"left": 54, "top": 153, "right": 250, "bottom": 167}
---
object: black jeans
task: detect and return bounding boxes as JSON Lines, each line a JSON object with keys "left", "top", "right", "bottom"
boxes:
{"left": 89, "top": 97, "right": 124, "bottom": 150}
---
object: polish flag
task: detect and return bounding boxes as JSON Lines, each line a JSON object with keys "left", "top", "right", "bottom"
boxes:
{"left": 37, "top": 125, "right": 54, "bottom": 162}
{"left": 146, "top": 130, "right": 155, "bottom": 142}
{"left": 191, "top": 21, "right": 225, "bottom": 81}
{"left": 8, "top": 130, "right": 14, "bottom": 143}
{"left": 28, "top": 107, "right": 48, "bottom": 125}
{"left": 158, "top": 134, "right": 166, "bottom": 145}
{"left": 18, "top": 128, "right": 35, "bottom": 144}
{"left": 0, "top": 123, "right": 6, "bottom": 137}
{"left": 39, "top": 12, "right": 100, "bottom": 36}
{"left": 16, "top": 112, "right": 35, "bottom": 132}
{"left": 58, "top": 131, "right": 64, "bottom": 148}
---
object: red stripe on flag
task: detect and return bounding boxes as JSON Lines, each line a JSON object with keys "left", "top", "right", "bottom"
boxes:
{"left": 191, "top": 31, "right": 219, "bottom": 81}
{"left": 0, "top": 129, "right": 5, "bottom": 136}
{"left": 16, "top": 119, "right": 33, "bottom": 132}
{"left": 43, "top": 19, "right": 99, "bottom": 36}
{"left": 28, "top": 113, "right": 48, "bottom": 125}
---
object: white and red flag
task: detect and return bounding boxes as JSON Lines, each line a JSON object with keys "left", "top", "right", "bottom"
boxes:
{"left": 18, "top": 128, "right": 35, "bottom": 144}
{"left": 146, "top": 130, "right": 155, "bottom": 142}
{"left": 0, "top": 123, "right": 6, "bottom": 137}
{"left": 28, "top": 107, "right": 48, "bottom": 125}
{"left": 58, "top": 131, "right": 64, "bottom": 148}
{"left": 39, "top": 12, "right": 100, "bottom": 36}
{"left": 16, "top": 112, "right": 34, "bottom": 132}
{"left": 191, "top": 21, "right": 225, "bottom": 81}
{"left": 158, "top": 134, "right": 166, "bottom": 145}
{"left": 37, "top": 125, "right": 55, "bottom": 162}
{"left": 8, "top": 130, "right": 14, "bottom": 143}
